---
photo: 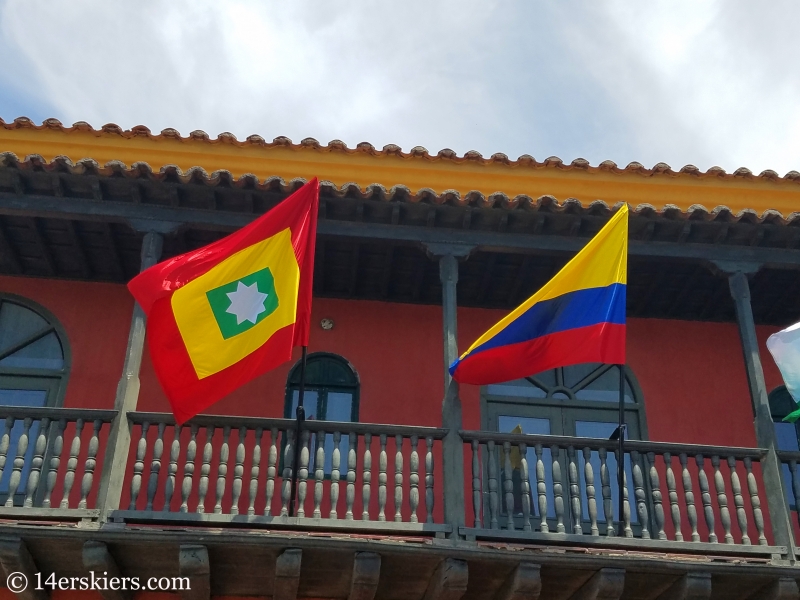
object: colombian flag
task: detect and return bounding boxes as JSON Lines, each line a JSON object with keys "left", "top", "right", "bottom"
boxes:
{"left": 450, "top": 204, "right": 628, "bottom": 385}
{"left": 128, "top": 179, "right": 319, "bottom": 423}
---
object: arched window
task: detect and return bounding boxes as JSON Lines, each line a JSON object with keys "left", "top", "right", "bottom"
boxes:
{"left": 482, "top": 363, "right": 647, "bottom": 532}
{"left": 285, "top": 353, "right": 359, "bottom": 475}
{"left": 0, "top": 294, "right": 69, "bottom": 408}
{"left": 0, "top": 294, "right": 69, "bottom": 504}
{"left": 285, "top": 353, "right": 359, "bottom": 423}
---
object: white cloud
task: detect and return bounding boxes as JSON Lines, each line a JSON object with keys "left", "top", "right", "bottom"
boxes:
{"left": 0, "top": 0, "right": 798, "bottom": 174}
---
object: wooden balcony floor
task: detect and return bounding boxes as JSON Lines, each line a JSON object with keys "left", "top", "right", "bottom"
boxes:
{"left": 0, "top": 522, "right": 798, "bottom": 600}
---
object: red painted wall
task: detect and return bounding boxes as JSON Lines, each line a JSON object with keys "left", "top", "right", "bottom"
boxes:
{"left": 0, "top": 275, "right": 133, "bottom": 409}
{"left": 0, "top": 274, "right": 786, "bottom": 444}
{"left": 1, "top": 275, "right": 793, "bottom": 541}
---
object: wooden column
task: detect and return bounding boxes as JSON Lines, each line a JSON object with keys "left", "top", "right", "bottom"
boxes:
{"left": 722, "top": 264, "right": 796, "bottom": 560}
{"left": 426, "top": 243, "right": 473, "bottom": 393}
{"left": 427, "top": 243, "right": 473, "bottom": 541}
{"left": 96, "top": 230, "right": 164, "bottom": 521}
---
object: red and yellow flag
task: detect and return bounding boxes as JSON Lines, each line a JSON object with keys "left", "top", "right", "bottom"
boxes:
{"left": 128, "top": 178, "right": 319, "bottom": 423}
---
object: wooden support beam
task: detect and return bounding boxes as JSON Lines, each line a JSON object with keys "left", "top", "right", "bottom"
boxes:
{"left": 64, "top": 220, "right": 91, "bottom": 279}
{"left": 714, "top": 223, "right": 730, "bottom": 244}
{"left": 101, "top": 222, "right": 126, "bottom": 282}
{"left": 677, "top": 222, "right": 692, "bottom": 244}
{"left": 749, "top": 578, "right": 800, "bottom": 600}
{"left": 178, "top": 544, "right": 210, "bottom": 600}
{"left": 568, "top": 568, "right": 624, "bottom": 600}
{"left": 380, "top": 246, "right": 394, "bottom": 298}
{"left": 422, "top": 558, "right": 468, "bottom": 600}
{"left": 82, "top": 541, "right": 130, "bottom": 600}
{"left": 509, "top": 255, "right": 533, "bottom": 306}
{"left": 477, "top": 254, "right": 497, "bottom": 305}
{"left": 27, "top": 217, "right": 56, "bottom": 276}
{"left": 666, "top": 266, "right": 705, "bottom": 318}
{"left": 727, "top": 269, "right": 797, "bottom": 561}
{"left": 765, "top": 272, "right": 800, "bottom": 323}
{"left": 0, "top": 536, "right": 47, "bottom": 600}
{"left": 493, "top": 562, "right": 541, "bottom": 600}
{"left": 655, "top": 573, "right": 711, "bottom": 600}
{"left": 462, "top": 208, "right": 472, "bottom": 230}
{"left": 348, "top": 552, "right": 380, "bottom": 600}
{"left": 5, "top": 191, "right": 800, "bottom": 269}
{"left": 313, "top": 239, "right": 326, "bottom": 295}
{"left": 0, "top": 218, "right": 23, "bottom": 274}
{"left": 641, "top": 220, "right": 656, "bottom": 242}
{"left": 273, "top": 549, "right": 302, "bottom": 600}
{"left": 426, "top": 208, "right": 437, "bottom": 228}
{"left": 635, "top": 270, "right": 666, "bottom": 317}
{"left": 348, "top": 244, "right": 361, "bottom": 297}
{"left": 411, "top": 256, "right": 427, "bottom": 302}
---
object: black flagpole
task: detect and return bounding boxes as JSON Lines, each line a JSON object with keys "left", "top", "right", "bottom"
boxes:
{"left": 616, "top": 364, "right": 626, "bottom": 537}
{"left": 288, "top": 346, "right": 308, "bottom": 517}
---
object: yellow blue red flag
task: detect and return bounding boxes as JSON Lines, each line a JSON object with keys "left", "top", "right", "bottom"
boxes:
{"left": 450, "top": 204, "right": 628, "bottom": 385}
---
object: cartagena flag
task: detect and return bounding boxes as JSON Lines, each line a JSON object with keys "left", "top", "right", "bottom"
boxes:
{"left": 450, "top": 204, "right": 628, "bottom": 385}
{"left": 128, "top": 178, "right": 319, "bottom": 423}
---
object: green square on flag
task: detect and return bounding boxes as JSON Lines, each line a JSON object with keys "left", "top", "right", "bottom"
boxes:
{"left": 206, "top": 267, "right": 279, "bottom": 339}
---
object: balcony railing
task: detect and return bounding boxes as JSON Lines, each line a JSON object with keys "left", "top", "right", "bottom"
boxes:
{"left": 461, "top": 430, "right": 782, "bottom": 558}
{"left": 108, "top": 412, "right": 449, "bottom": 534}
{"left": 0, "top": 405, "right": 795, "bottom": 561}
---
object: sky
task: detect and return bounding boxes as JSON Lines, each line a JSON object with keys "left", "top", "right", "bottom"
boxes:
{"left": 0, "top": 1, "right": 798, "bottom": 175}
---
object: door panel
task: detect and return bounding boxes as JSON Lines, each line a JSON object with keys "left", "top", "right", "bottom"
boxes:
{"left": 485, "top": 399, "right": 645, "bottom": 533}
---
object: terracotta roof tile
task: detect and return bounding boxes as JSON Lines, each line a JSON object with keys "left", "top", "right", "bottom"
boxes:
{"left": 4, "top": 116, "right": 799, "bottom": 183}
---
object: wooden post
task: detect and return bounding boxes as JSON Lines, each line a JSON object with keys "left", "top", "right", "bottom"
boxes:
{"left": 725, "top": 266, "right": 796, "bottom": 561}
{"left": 96, "top": 230, "right": 164, "bottom": 522}
{"left": 428, "top": 244, "right": 472, "bottom": 541}
{"left": 426, "top": 243, "right": 473, "bottom": 393}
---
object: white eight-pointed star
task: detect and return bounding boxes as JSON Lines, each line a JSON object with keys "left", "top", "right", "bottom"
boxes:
{"left": 225, "top": 281, "right": 269, "bottom": 325}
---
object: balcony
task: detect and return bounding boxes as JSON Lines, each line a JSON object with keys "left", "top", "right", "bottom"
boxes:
{"left": 0, "top": 398, "right": 799, "bottom": 599}
{"left": 0, "top": 403, "right": 786, "bottom": 554}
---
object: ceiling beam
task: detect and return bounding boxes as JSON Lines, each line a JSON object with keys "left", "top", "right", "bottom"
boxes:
{"left": 27, "top": 217, "right": 56, "bottom": 276}
{"left": 422, "top": 558, "right": 468, "bottom": 600}
{"left": 0, "top": 218, "right": 22, "bottom": 274}
{"left": 655, "top": 572, "right": 711, "bottom": 600}
{"left": 83, "top": 541, "right": 131, "bottom": 600}
{"left": 101, "top": 222, "right": 126, "bottom": 282}
{"left": 178, "top": 544, "right": 210, "bottom": 600}
{"left": 348, "top": 552, "right": 380, "bottom": 600}
{"left": 0, "top": 536, "right": 47, "bottom": 600}
{"left": 64, "top": 220, "right": 92, "bottom": 279}
{"left": 274, "top": 548, "right": 302, "bottom": 600}
{"left": 493, "top": 562, "right": 541, "bottom": 600}
{"left": 3, "top": 192, "right": 800, "bottom": 269}
{"left": 313, "top": 239, "right": 326, "bottom": 295}
{"left": 748, "top": 578, "right": 800, "bottom": 600}
{"left": 348, "top": 244, "right": 361, "bottom": 297}
{"left": 568, "top": 568, "right": 624, "bottom": 600}
{"left": 380, "top": 246, "right": 395, "bottom": 298}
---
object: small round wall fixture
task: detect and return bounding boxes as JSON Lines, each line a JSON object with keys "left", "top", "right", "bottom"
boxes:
{"left": 320, "top": 318, "right": 334, "bottom": 330}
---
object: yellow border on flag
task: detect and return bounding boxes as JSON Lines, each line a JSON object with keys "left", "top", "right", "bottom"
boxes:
{"left": 171, "top": 228, "right": 300, "bottom": 379}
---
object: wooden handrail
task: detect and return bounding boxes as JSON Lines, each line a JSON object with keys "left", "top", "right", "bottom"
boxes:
{"left": 459, "top": 430, "right": 767, "bottom": 459}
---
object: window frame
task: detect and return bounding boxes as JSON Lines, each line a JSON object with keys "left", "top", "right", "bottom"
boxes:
{"left": 0, "top": 294, "right": 70, "bottom": 506}
{"left": 283, "top": 352, "right": 360, "bottom": 423}
{"left": 0, "top": 293, "right": 70, "bottom": 409}
{"left": 480, "top": 363, "right": 649, "bottom": 534}
{"left": 481, "top": 364, "right": 648, "bottom": 440}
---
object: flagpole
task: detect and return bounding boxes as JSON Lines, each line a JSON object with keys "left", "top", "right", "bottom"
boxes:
{"left": 288, "top": 346, "right": 308, "bottom": 517}
{"left": 617, "top": 363, "right": 626, "bottom": 537}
